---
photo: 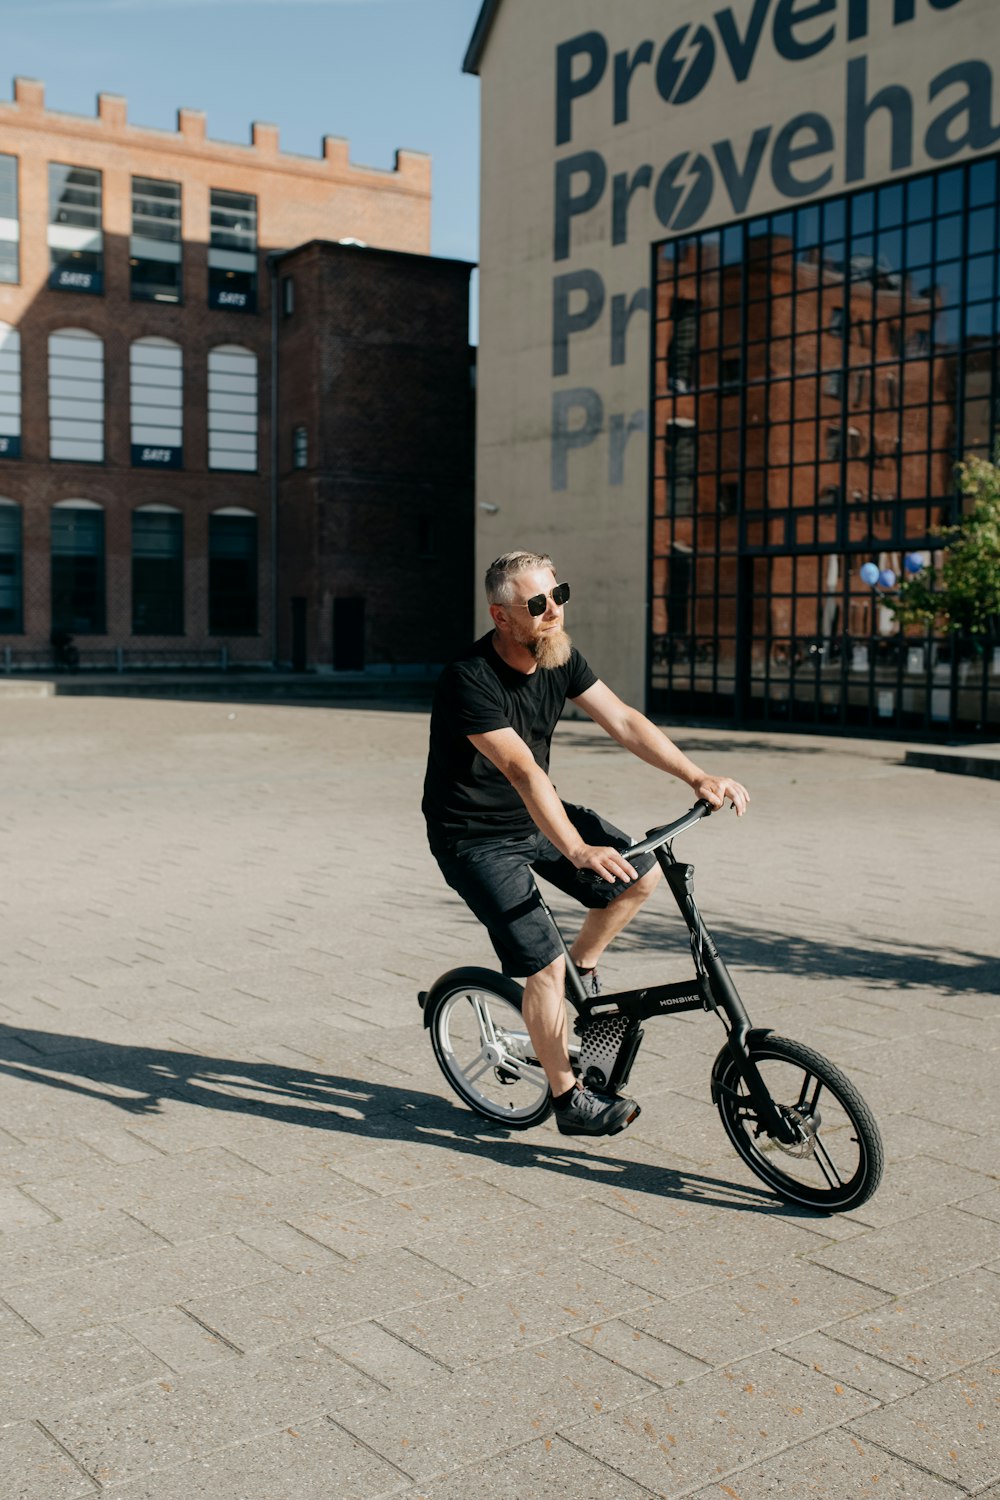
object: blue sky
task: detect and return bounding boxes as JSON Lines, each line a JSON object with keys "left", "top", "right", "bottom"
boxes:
{"left": 2, "top": 0, "right": 483, "bottom": 267}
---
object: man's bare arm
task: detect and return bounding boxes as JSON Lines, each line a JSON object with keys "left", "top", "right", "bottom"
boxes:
{"left": 468, "top": 727, "right": 637, "bottom": 883}
{"left": 572, "top": 680, "right": 750, "bottom": 815}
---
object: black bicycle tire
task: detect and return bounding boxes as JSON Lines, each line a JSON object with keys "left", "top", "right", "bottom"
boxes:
{"left": 427, "top": 970, "right": 553, "bottom": 1130}
{"left": 712, "top": 1033, "right": 884, "bottom": 1212}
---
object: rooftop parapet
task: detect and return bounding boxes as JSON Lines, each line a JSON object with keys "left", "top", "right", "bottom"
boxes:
{"left": 4, "top": 76, "right": 430, "bottom": 187}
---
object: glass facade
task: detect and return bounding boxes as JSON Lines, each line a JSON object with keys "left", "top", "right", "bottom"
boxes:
{"left": 652, "top": 155, "right": 1000, "bottom": 735}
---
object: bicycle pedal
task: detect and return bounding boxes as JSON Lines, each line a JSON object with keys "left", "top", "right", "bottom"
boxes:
{"left": 608, "top": 1103, "right": 641, "bottom": 1135}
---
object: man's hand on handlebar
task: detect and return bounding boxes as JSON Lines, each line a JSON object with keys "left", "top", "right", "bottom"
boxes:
{"left": 573, "top": 844, "right": 639, "bottom": 884}
{"left": 691, "top": 775, "right": 750, "bottom": 816}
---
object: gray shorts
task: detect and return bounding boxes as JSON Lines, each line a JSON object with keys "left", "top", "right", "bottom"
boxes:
{"left": 430, "top": 802, "right": 657, "bottom": 977}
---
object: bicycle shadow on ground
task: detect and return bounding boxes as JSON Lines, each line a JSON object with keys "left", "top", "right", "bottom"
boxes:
{"left": 0, "top": 1023, "right": 818, "bottom": 1221}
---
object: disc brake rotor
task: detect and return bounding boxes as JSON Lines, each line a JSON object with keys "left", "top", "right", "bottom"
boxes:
{"left": 767, "top": 1104, "right": 818, "bottom": 1158}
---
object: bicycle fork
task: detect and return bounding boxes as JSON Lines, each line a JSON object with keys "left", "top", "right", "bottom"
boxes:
{"left": 656, "top": 846, "right": 800, "bottom": 1146}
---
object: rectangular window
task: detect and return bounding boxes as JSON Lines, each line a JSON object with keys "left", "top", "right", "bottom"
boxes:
{"left": 208, "top": 189, "right": 257, "bottom": 312}
{"left": 131, "top": 177, "right": 181, "bottom": 303}
{"left": 48, "top": 164, "right": 103, "bottom": 294}
{"left": 132, "top": 511, "right": 183, "bottom": 635}
{"left": 668, "top": 297, "right": 698, "bottom": 392}
{"left": 292, "top": 425, "right": 307, "bottom": 469}
{"left": 51, "top": 507, "right": 105, "bottom": 634}
{"left": 666, "top": 422, "right": 696, "bottom": 515}
{"left": 209, "top": 513, "right": 257, "bottom": 634}
{"left": 282, "top": 275, "right": 294, "bottom": 317}
{"left": 0, "top": 504, "right": 22, "bottom": 631}
{"left": 0, "top": 155, "right": 19, "bottom": 284}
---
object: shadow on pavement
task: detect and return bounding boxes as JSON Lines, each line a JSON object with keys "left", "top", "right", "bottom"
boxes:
{"left": 612, "top": 911, "right": 1000, "bottom": 997}
{"left": 0, "top": 1023, "right": 818, "bottom": 1221}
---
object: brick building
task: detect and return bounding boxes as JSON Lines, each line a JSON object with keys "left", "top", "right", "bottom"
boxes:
{"left": 273, "top": 241, "right": 475, "bottom": 671}
{"left": 0, "top": 76, "right": 472, "bottom": 670}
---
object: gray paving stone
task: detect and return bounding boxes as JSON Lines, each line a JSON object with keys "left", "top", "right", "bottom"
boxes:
{"left": 98, "top": 1417, "right": 410, "bottom": 1500}
{"left": 0, "top": 1210, "right": 163, "bottom": 1288}
{"left": 115, "top": 1306, "right": 241, "bottom": 1374}
{"left": 687, "top": 1426, "right": 966, "bottom": 1498}
{"left": 624, "top": 1263, "right": 889, "bottom": 1366}
{"left": 849, "top": 1355, "right": 1000, "bottom": 1492}
{"left": 332, "top": 1339, "right": 656, "bottom": 1482}
{"left": 0, "top": 1422, "right": 97, "bottom": 1498}
{"left": 378, "top": 1261, "right": 657, "bottom": 1370}
{"left": 317, "top": 1322, "right": 446, "bottom": 1391}
{"left": 402, "top": 1434, "right": 655, "bottom": 1499}
{"left": 957, "top": 1186, "right": 1000, "bottom": 1224}
{"left": 20, "top": 1146, "right": 273, "bottom": 1220}
{"left": 828, "top": 1270, "right": 1000, "bottom": 1381}
{"left": 571, "top": 1319, "right": 711, "bottom": 1388}
{"left": 46, "top": 1337, "right": 385, "bottom": 1485}
{"left": 581, "top": 1212, "right": 834, "bottom": 1302}
{"left": 833, "top": 1156, "right": 993, "bottom": 1229}
{"left": 411, "top": 1198, "right": 646, "bottom": 1285}
{"left": 809, "top": 1208, "right": 1000, "bottom": 1295}
{"left": 563, "top": 1349, "right": 877, "bottom": 1496}
{"left": 780, "top": 1330, "right": 929, "bottom": 1402}
{"left": 0, "top": 1185, "right": 58, "bottom": 1231}
{"left": 286, "top": 1176, "right": 534, "bottom": 1261}
{"left": 3, "top": 1236, "right": 277, "bottom": 1337}
{"left": 1, "top": 701, "right": 998, "bottom": 1496}
{"left": 0, "top": 1325, "right": 169, "bottom": 1425}
{"left": 182, "top": 1248, "right": 467, "bottom": 1352}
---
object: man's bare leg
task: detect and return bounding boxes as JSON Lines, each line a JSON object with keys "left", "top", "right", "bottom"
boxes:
{"left": 520, "top": 954, "right": 576, "bottom": 1095}
{"left": 569, "top": 866, "right": 661, "bottom": 973}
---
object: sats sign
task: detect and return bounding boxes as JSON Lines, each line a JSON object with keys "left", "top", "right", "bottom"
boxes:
{"left": 548, "top": 0, "right": 996, "bottom": 491}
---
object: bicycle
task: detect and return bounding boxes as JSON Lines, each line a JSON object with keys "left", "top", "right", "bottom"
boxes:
{"left": 419, "top": 801, "right": 884, "bottom": 1214}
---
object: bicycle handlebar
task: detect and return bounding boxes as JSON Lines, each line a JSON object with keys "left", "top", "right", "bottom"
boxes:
{"left": 623, "top": 800, "right": 714, "bottom": 860}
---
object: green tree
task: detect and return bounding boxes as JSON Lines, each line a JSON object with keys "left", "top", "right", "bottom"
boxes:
{"left": 886, "top": 455, "right": 1000, "bottom": 637}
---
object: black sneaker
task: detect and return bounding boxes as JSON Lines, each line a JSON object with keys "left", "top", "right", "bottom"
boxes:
{"left": 555, "top": 1084, "right": 640, "bottom": 1137}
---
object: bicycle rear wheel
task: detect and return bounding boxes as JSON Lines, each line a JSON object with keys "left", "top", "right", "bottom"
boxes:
{"left": 427, "top": 971, "right": 553, "bottom": 1129}
{"left": 712, "top": 1033, "right": 883, "bottom": 1212}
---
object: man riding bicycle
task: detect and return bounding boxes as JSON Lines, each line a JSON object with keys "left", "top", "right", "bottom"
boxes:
{"left": 422, "top": 550, "right": 749, "bottom": 1137}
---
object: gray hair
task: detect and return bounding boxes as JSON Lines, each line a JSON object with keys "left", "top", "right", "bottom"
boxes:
{"left": 485, "top": 550, "right": 555, "bottom": 606}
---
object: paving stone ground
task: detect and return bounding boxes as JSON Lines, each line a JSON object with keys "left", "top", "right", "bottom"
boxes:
{"left": 0, "top": 695, "right": 998, "bottom": 1500}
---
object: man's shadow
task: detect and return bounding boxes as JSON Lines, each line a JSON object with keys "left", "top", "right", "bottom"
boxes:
{"left": 0, "top": 1023, "right": 816, "bottom": 1219}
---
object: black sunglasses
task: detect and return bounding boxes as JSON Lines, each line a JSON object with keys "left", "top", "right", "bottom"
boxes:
{"left": 513, "top": 582, "right": 570, "bottom": 617}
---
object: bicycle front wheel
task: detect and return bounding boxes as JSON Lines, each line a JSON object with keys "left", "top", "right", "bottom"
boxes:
{"left": 428, "top": 972, "right": 553, "bottom": 1129}
{"left": 712, "top": 1033, "right": 883, "bottom": 1212}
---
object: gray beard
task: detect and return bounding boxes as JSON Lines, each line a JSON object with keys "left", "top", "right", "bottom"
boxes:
{"left": 530, "top": 628, "right": 572, "bottom": 670}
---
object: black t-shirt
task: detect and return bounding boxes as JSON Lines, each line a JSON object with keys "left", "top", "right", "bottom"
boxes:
{"left": 422, "top": 632, "right": 597, "bottom": 847}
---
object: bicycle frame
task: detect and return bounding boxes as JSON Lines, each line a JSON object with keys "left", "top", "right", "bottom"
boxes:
{"left": 550, "top": 801, "right": 800, "bottom": 1145}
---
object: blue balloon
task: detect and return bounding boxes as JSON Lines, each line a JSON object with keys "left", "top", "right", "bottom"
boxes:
{"left": 904, "top": 552, "right": 924, "bottom": 574}
{"left": 878, "top": 569, "right": 896, "bottom": 588}
{"left": 860, "top": 562, "right": 880, "bottom": 586}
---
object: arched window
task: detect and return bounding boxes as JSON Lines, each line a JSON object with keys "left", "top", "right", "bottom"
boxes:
{"left": 0, "top": 322, "right": 21, "bottom": 459}
{"left": 133, "top": 504, "right": 183, "bottom": 636}
{"left": 207, "top": 345, "right": 257, "bottom": 472}
{"left": 0, "top": 497, "right": 22, "bottom": 632}
{"left": 51, "top": 499, "right": 104, "bottom": 634}
{"left": 48, "top": 329, "right": 104, "bottom": 463}
{"left": 130, "top": 337, "right": 182, "bottom": 469}
{"left": 209, "top": 507, "right": 257, "bottom": 635}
